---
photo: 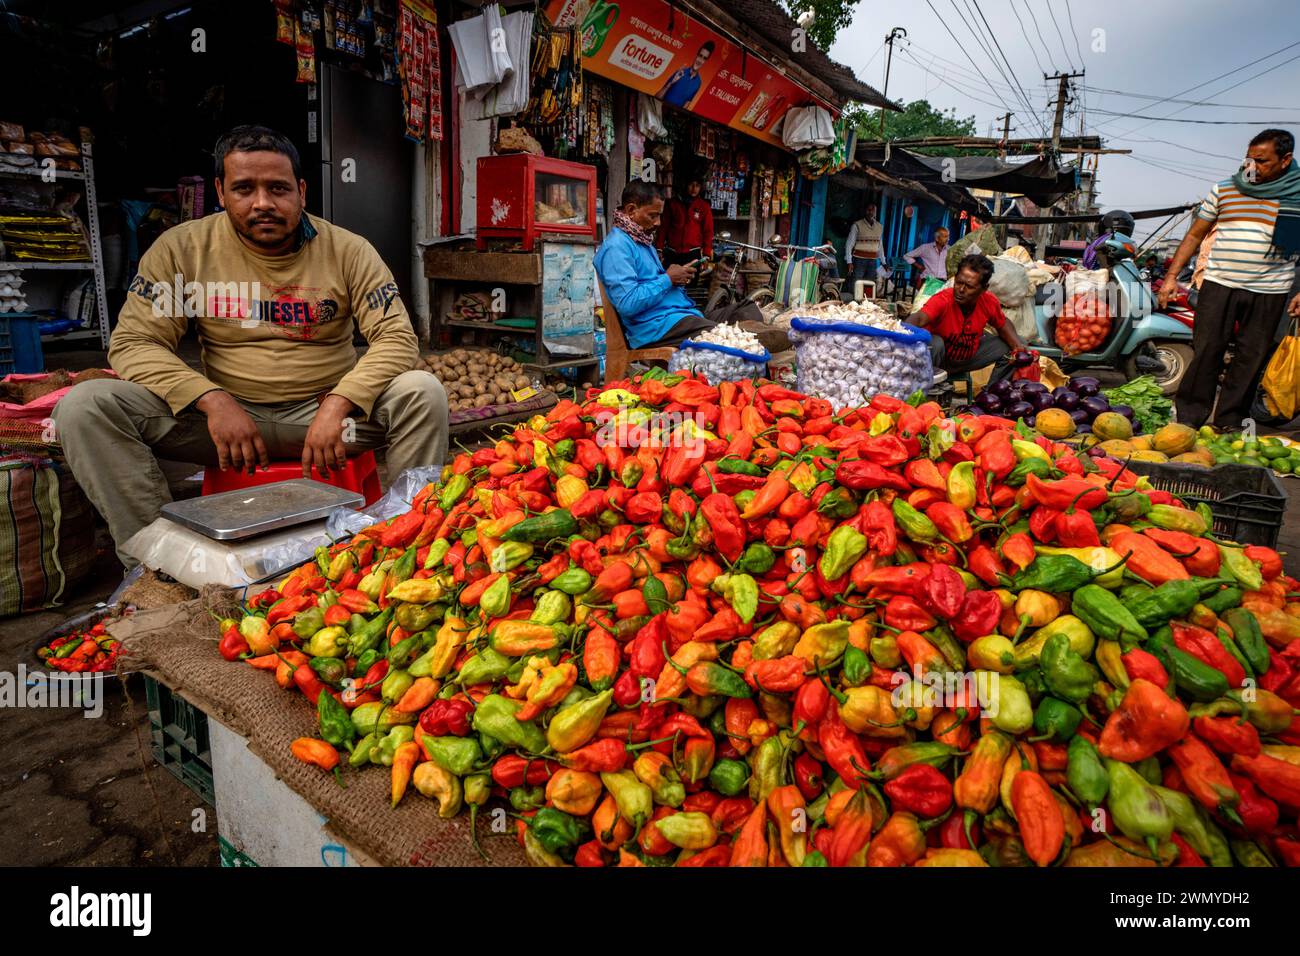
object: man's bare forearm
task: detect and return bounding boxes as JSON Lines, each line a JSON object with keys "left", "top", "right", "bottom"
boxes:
{"left": 1164, "top": 219, "right": 1212, "bottom": 280}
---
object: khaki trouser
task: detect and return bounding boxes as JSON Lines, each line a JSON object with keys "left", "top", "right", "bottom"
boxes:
{"left": 53, "top": 371, "right": 448, "bottom": 566}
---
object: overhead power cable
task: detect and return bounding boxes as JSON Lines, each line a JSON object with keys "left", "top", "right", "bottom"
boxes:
{"left": 1043, "top": 0, "right": 1076, "bottom": 71}
{"left": 969, "top": 0, "right": 1049, "bottom": 137}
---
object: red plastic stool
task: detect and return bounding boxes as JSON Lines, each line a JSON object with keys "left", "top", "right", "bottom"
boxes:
{"left": 201, "top": 450, "right": 383, "bottom": 505}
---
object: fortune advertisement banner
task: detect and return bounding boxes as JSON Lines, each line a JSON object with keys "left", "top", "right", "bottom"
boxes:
{"left": 546, "top": 0, "right": 832, "bottom": 149}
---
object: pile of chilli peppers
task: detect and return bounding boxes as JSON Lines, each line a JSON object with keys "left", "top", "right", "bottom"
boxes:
{"left": 217, "top": 370, "right": 1300, "bottom": 868}
{"left": 39, "top": 612, "right": 128, "bottom": 673}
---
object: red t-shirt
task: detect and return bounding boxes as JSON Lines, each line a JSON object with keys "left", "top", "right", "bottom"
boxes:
{"left": 656, "top": 197, "right": 715, "bottom": 255}
{"left": 918, "top": 288, "right": 1005, "bottom": 364}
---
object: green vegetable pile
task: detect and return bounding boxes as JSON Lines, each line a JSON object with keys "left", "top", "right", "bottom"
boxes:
{"left": 1102, "top": 376, "right": 1172, "bottom": 435}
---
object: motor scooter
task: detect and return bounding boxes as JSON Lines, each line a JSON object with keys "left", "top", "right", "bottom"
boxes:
{"left": 1029, "top": 235, "right": 1193, "bottom": 395}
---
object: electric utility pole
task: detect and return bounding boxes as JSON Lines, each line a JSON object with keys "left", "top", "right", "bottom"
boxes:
{"left": 878, "top": 27, "right": 907, "bottom": 140}
{"left": 994, "top": 111, "right": 1014, "bottom": 244}
{"left": 1044, "top": 70, "right": 1084, "bottom": 247}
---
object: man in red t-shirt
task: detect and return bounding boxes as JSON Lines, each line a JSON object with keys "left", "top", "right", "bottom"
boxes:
{"left": 657, "top": 177, "right": 715, "bottom": 266}
{"left": 911, "top": 253, "right": 1024, "bottom": 384}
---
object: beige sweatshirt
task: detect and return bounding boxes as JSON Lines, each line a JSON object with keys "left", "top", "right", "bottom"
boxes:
{"left": 110, "top": 211, "right": 417, "bottom": 418}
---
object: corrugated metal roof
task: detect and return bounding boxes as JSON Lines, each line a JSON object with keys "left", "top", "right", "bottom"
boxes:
{"left": 682, "top": 0, "right": 901, "bottom": 110}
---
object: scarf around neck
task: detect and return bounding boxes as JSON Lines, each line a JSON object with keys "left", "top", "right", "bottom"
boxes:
{"left": 614, "top": 209, "right": 656, "bottom": 246}
{"left": 1232, "top": 159, "right": 1300, "bottom": 257}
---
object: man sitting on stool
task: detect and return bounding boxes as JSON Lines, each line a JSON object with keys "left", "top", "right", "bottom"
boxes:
{"left": 54, "top": 125, "right": 447, "bottom": 567}
{"left": 595, "top": 179, "right": 762, "bottom": 349}
{"left": 910, "top": 253, "right": 1024, "bottom": 385}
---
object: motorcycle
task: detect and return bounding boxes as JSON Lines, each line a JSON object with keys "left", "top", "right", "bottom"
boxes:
{"left": 705, "top": 233, "right": 842, "bottom": 313}
{"left": 1029, "top": 234, "right": 1193, "bottom": 396}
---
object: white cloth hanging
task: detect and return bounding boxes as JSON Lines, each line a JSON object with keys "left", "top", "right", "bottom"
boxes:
{"left": 637, "top": 94, "right": 667, "bottom": 139}
{"left": 448, "top": 6, "right": 513, "bottom": 95}
{"left": 473, "top": 11, "right": 535, "bottom": 118}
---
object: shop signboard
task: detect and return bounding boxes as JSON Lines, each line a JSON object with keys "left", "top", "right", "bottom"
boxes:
{"left": 545, "top": 0, "right": 830, "bottom": 149}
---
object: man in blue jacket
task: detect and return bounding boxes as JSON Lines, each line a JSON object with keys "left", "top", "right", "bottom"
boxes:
{"left": 595, "top": 179, "right": 761, "bottom": 349}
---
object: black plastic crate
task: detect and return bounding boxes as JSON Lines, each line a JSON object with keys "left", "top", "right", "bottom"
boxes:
{"left": 144, "top": 676, "right": 214, "bottom": 806}
{"left": 1125, "top": 460, "right": 1287, "bottom": 548}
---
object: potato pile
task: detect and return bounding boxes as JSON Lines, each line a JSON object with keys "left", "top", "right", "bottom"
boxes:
{"left": 421, "top": 348, "right": 538, "bottom": 412}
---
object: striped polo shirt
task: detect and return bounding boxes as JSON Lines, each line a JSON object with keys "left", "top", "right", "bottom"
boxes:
{"left": 1196, "top": 179, "right": 1295, "bottom": 294}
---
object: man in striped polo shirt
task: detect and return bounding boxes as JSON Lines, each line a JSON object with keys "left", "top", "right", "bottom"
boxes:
{"left": 1158, "top": 129, "right": 1300, "bottom": 428}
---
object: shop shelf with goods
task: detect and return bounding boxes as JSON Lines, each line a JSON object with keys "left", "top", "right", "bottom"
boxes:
{"left": 423, "top": 236, "right": 600, "bottom": 426}
{"left": 0, "top": 129, "right": 111, "bottom": 351}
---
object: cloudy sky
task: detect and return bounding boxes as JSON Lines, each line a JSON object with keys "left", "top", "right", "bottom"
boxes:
{"left": 828, "top": 0, "right": 1300, "bottom": 241}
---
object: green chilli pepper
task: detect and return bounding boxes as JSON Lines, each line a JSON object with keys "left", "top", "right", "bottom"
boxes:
{"left": 1105, "top": 759, "right": 1174, "bottom": 857}
{"left": 421, "top": 734, "right": 483, "bottom": 775}
{"left": 530, "top": 589, "right": 572, "bottom": 626}
{"left": 817, "top": 487, "right": 857, "bottom": 519}
{"left": 346, "top": 607, "right": 395, "bottom": 657}
{"left": 317, "top": 688, "right": 355, "bottom": 749}
{"left": 1222, "top": 608, "right": 1270, "bottom": 675}
{"left": 1071, "top": 584, "right": 1147, "bottom": 650}
{"left": 1066, "top": 735, "right": 1108, "bottom": 807}
{"left": 1040, "top": 631, "right": 1099, "bottom": 703}
{"left": 479, "top": 574, "right": 512, "bottom": 619}
{"left": 439, "top": 473, "right": 471, "bottom": 512}
{"left": 709, "top": 758, "right": 750, "bottom": 796}
{"left": 891, "top": 499, "right": 939, "bottom": 543}
{"left": 550, "top": 566, "right": 593, "bottom": 595}
{"left": 737, "top": 542, "right": 776, "bottom": 575}
{"left": 1032, "top": 697, "right": 1081, "bottom": 742}
{"left": 471, "top": 694, "right": 548, "bottom": 753}
{"left": 502, "top": 509, "right": 578, "bottom": 543}
{"left": 531, "top": 807, "right": 588, "bottom": 861}
{"left": 819, "top": 525, "right": 867, "bottom": 581}
{"left": 1218, "top": 544, "right": 1264, "bottom": 591}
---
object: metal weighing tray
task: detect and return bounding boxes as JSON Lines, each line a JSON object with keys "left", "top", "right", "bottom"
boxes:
{"left": 160, "top": 479, "right": 365, "bottom": 541}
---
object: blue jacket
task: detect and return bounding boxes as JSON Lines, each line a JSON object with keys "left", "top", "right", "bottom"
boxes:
{"left": 594, "top": 227, "right": 700, "bottom": 349}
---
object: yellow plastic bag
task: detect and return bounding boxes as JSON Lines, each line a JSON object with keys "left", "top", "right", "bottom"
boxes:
{"left": 1262, "top": 318, "right": 1300, "bottom": 420}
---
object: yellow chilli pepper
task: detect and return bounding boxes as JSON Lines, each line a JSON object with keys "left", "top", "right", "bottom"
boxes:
{"left": 490, "top": 620, "right": 558, "bottom": 656}
{"left": 916, "top": 848, "right": 988, "bottom": 867}
{"left": 386, "top": 577, "right": 447, "bottom": 604}
{"left": 555, "top": 475, "right": 589, "bottom": 509}
{"left": 793, "top": 620, "right": 849, "bottom": 667}
{"left": 1013, "top": 615, "right": 1095, "bottom": 667}
{"left": 838, "top": 685, "right": 909, "bottom": 738}
{"left": 1015, "top": 589, "right": 1062, "bottom": 627}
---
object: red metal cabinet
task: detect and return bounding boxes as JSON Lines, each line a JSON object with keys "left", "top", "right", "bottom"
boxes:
{"left": 476, "top": 154, "right": 597, "bottom": 251}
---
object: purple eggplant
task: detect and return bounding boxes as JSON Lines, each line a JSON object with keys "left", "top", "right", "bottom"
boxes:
{"left": 1054, "top": 390, "right": 1081, "bottom": 412}
{"left": 1071, "top": 376, "right": 1101, "bottom": 397}
{"left": 975, "top": 391, "right": 1004, "bottom": 413}
{"left": 1069, "top": 408, "right": 1089, "bottom": 426}
{"left": 1006, "top": 401, "right": 1034, "bottom": 420}
{"left": 1080, "top": 396, "right": 1111, "bottom": 419}
{"left": 1028, "top": 391, "right": 1056, "bottom": 412}
{"left": 1111, "top": 403, "right": 1135, "bottom": 421}
{"left": 1021, "top": 381, "right": 1049, "bottom": 395}
{"left": 990, "top": 379, "right": 1015, "bottom": 400}
{"left": 1011, "top": 350, "right": 1036, "bottom": 368}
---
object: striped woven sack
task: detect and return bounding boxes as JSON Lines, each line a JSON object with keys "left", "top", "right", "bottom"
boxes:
{"left": 0, "top": 457, "right": 96, "bottom": 617}
{"left": 774, "top": 257, "right": 819, "bottom": 309}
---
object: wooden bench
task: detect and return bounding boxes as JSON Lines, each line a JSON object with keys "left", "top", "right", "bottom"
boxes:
{"left": 597, "top": 277, "right": 675, "bottom": 383}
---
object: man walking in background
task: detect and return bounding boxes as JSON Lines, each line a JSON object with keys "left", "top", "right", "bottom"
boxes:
{"left": 904, "top": 226, "right": 949, "bottom": 289}
{"left": 845, "top": 202, "right": 884, "bottom": 284}
{"left": 1158, "top": 128, "right": 1300, "bottom": 428}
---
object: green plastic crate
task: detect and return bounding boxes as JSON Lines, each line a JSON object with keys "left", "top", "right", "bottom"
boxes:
{"left": 144, "top": 676, "right": 214, "bottom": 806}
